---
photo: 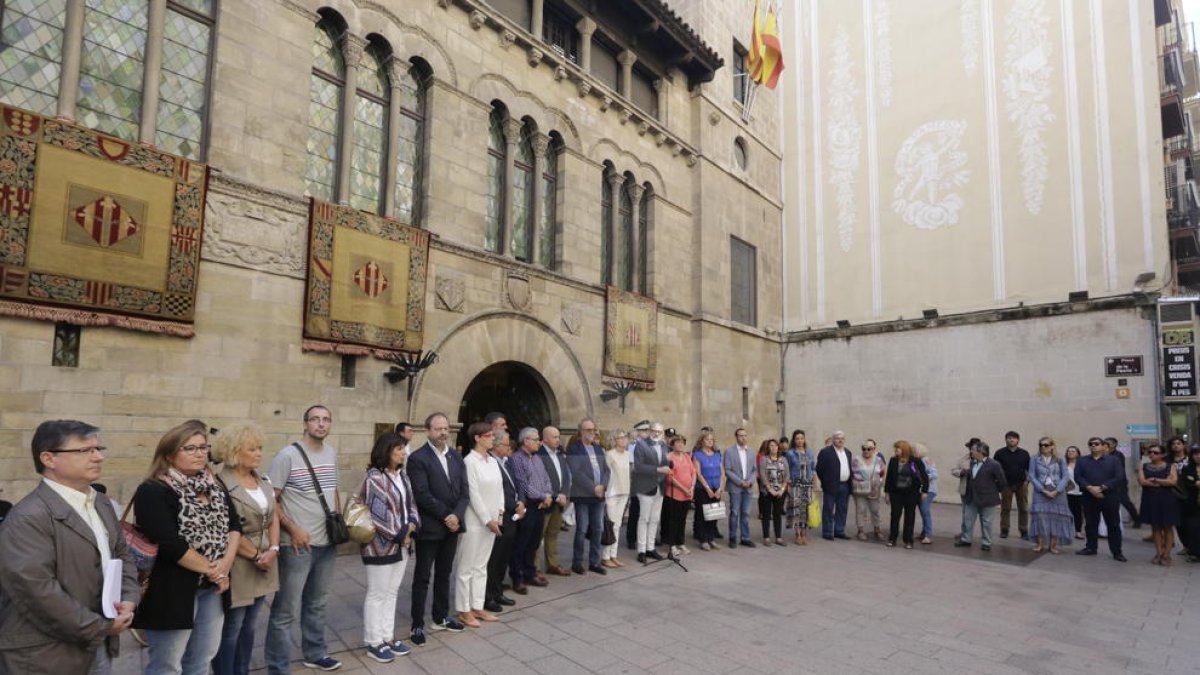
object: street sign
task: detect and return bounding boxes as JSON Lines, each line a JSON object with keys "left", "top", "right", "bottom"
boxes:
{"left": 1126, "top": 424, "right": 1158, "bottom": 436}
{"left": 1104, "top": 355, "right": 1143, "bottom": 377}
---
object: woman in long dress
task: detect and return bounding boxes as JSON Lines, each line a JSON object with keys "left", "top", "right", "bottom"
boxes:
{"left": 1028, "top": 437, "right": 1074, "bottom": 554}
{"left": 784, "top": 430, "right": 815, "bottom": 545}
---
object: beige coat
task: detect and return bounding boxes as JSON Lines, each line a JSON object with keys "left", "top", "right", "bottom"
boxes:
{"left": 218, "top": 467, "right": 279, "bottom": 609}
{"left": 0, "top": 481, "right": 140, "bottom": 675}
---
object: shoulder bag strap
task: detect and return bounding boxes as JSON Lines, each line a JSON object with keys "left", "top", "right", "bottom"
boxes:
{"left": 292, "top": 442, "right": 336, "bottom": 517}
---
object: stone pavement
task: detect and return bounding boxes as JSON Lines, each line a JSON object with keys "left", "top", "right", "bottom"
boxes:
{"left": 112, "top": 503, "right": 1200, "bottom": 674}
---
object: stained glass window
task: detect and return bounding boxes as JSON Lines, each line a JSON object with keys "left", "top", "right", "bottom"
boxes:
{"left": 349, "top": 43, "right": 389, "bottom": 214}
{"left": 77, "top": 0, "right": 149, "bottom": 141}
{"left": 395, "top": 62, "right": 425, "bottom": 225}
{"left": 305, "top": 18, "right": 345, "bottom": 202}
{"left": 539, "top": 136, "right": 560, "bottom": 269}
{"left": 600, "top": 164, "right": 613, "bottom": 285}
{"left": 155, "top": 3, "right": 214, "bottom": 159}
{"left": 510, "top": 122, "right": 534, "bottom": 262}
{"left": 639, "top": 184, "right": 651, "bottom": 294}
{"left": 0, "top": 0, "right": 67, "bottom": 116}
{"left": 484, "top": 105, "right": 506, "bottom": 253}
{"left": 617, "top": 176, "right": 633, "bottom": 290}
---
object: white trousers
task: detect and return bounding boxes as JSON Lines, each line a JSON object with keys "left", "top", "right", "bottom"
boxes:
{"left": 604, "top": 493, "right": 629, "bottom": 559}
{"left": 636, "top": 492, "right": 663, "bottom": 553}
{"left": 362, "top": 558, "right": 409, "bottom": 646}
{"left": 453, "top": 527, "right": 495, "bottom": 613}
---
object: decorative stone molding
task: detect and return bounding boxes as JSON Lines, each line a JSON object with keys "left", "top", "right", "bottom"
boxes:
{"left": 684, "top": 151, "right": 697, "bottom": 167}
{"left": 435, "top": 275, "right": 466, "bottom": 313}
{"left": 527, "top": 46, "right": 544, "bottom": 67}
{"left": 531, "top": 132, "right": 550, "bottom": 157}
{"left": 202, "top": 179, "right": 308, "bottom": 279}
{"left": 620, "top": 109, "right": 632, "bottom": 125}
{"left": 500, "top": 29, "right": 516, "bottom": 49}
{"left": 654, "top": 130, "right": 665, "bottom": 146}
{"left": 504, "top": 272, "right": 532, "bottom": 311}
{"left": 561, "top": 304, "right": 582, "bottom": 336}
{"left": 554, "top": 65, "right": 568, "bottom": 81}
{"left": 599, "top": 95, "right": 612, "bottom": 112}
{"left": 637, "top": 121, "right": 648, "bottom": 136}
{"left": 576, "top": 80, "right": 592, "bottom": 97}
{"left": 469, "top": 9, "right": 485, "bottom": 30}
{"left": 708, "top": 111, "right": 721, "bottom": 125}
{"left": 436, "top": 0, "right": 451, "bottom": 8}
{"left": 342, "top": 34, "right": 367, "bottom": 68}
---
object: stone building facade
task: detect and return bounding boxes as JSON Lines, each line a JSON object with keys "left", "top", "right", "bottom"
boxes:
{"left": 0, "top": 0, "right": 784, "bottom": 500}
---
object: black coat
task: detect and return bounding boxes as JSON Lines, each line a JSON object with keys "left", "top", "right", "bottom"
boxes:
{"left": 884, "top": 456, "right": 930, "bottom": 495}
{"left": 407, "top": 442, "right": 469, "bottom": 540}
{"left": 815, "top": 445, "right": 854, "bottom": 492}
{"left": 496, "top": 456, "right": 519, "bottom": 538}
{"left": 132, "top": 479, "right": 240, "bottom": 630}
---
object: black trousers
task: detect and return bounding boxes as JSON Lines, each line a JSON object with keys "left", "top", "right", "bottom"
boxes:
{"left": 1117, "top": 486, "right": 1139, "bottom": 523}
{"left": 625, "top": 492, "right": 640, "bottom": 548}
{"left": 1185, "top": 506, "right": 1200, "bottom": 556}
{"left": 693, "top": 490, "right": 720, "bottom": 544}
{"left": 1082, "top": 493, "right": 1122, "bottom": 556}
{"left": 410, "top": 534, "right": 459, "bottom": 628}
{"left": 661, "top": 498, "right": 689, "bottom": 546}
{"left": 760, "top": 493, "right": 785, "bottom": 538}
{"left": 1177, "top": 499, "right": 1195, "bottom": 553}
{"left": 888, "top": 491, "right": 921, "bottom": 544}
{"left": 510, "top": 502, "right": 544, "bottom": 584}
{"left": 486, "top": 522, "right": 517, "bottom": 602}
{"left": 1067, "top": 494, "right": 1084, "bottom": 533}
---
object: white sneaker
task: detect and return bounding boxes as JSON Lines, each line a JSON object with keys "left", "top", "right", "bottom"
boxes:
{"left": 679, "top": 545, "right": 691, "bottom": 555}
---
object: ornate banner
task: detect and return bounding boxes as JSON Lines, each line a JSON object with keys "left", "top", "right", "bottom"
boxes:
{"left": 604, "top": 286, "right": 657, "bottom": 386}
{"left": 0, "top": 106, "right": 208, "bottom": 335}
{"left": 303, "top": 199, "right": 430, "bottom": 357}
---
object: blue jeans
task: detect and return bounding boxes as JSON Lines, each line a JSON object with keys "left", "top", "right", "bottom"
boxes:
{"left": 145, "top": 585, "right": 225, "bottom": 675}
{"left": 919, "top": 492, "right": 936, "bottom": 538}
{"left": 213, "top": 595, "right": 265, "bottom": 675}
{"left": 265, "top": 545, "right": 337, "bottom": 674}
{"left": 822, "top": 482, "right": 851, "bottom": 537}
{"left": 572, "top": 499, "right": 605, "bottom": 567}
{"left": 728, "top": 490, "right": 753, "bottom": 542}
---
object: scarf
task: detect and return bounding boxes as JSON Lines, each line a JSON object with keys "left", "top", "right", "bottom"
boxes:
{"left": 162, "top": 467, "right": 231, "bottom": 562}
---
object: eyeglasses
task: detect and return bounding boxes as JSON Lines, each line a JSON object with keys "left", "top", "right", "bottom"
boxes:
{"left": 1039, "top": 443, "right": 1053, "bottom": 448}
{"left": 49, "top": 446, "right": 106, "bottom": 455}
{"left": 1147, "top": 449, "right": 1163, "bottom": 455}
{"left": 179, "top": 444, "right": 212, "bottom": 454}
{"left": 1087, "top": 441, "right": 1101, "bottom": 446}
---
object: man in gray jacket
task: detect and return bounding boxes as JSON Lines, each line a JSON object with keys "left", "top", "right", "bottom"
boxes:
{"left": 0, "top": 420, "right": 140, "bottom": 675}
{"left": 954, "top": 441, "right": 1008, "bottom": 551}
{"left": 631, "top": 421, "right": 671, "bottom": 562}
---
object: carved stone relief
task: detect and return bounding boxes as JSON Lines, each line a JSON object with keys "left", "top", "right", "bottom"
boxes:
{"left": 435, "top": 275, "right": 465, "bottom": 313}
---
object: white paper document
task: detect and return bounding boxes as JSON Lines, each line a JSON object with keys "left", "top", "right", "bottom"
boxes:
{"left": 101, "top": 559, "right": 122, "bottom": 618}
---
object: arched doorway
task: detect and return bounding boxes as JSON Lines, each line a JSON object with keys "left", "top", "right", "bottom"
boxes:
{"left": 456, "top": 361, "right": 558, "bottom": 450}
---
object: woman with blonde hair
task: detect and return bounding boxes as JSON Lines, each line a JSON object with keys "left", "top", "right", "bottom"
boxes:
{"left": 602, "top": 429, "right": 632, "bottom": 566}
{"left": 211, "top": 424, "right": 279, "bottom": 675}
{"left": 133, "top": 421, "right": 241, "bottom": 675}
{"left": 1028, "top": 437, "right": 1073, "bottom": 554}
{"left": 914, "top": 443, "right": 938, "bottom": 545}
{"left": 884, "top": 441, "right": 929, "bottom": 549}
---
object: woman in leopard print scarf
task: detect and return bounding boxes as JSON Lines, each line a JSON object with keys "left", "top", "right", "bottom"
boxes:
{"left": 161, "top": 465, "right": 231, "bottom": 563}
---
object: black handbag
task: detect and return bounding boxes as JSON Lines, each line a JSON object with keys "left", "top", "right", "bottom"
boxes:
{"left": 601, "top": 516, "right": 616, "bottom": 546}
{"left": 292, "top": 443, "right": 350, "bottom": 545}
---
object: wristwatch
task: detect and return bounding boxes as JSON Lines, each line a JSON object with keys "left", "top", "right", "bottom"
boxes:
{"left": 268, "top": 545, "right": 280, "bottom": 553}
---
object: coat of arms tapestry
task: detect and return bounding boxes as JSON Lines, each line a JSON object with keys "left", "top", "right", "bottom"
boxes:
{"left": 604, "top": 286, "right": 657, "bottom": 387}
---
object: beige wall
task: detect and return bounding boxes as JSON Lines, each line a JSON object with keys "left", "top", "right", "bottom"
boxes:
{"left": 782, "top": 0, "right": 1170, "bottom": 330}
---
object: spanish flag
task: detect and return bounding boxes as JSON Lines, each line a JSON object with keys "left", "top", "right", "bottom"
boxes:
{"left": 748, "top": 0, "right": 785, "bottom": 90}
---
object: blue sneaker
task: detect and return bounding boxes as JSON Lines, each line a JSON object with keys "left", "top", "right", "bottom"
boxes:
{"left": 389, "top": 640, "right": 413, "bottom": 656}
{"left": 302, "top": 656, "right": 342, "bottom": 671}
{"left": 410, "top": 627, "right": 427, "bottom": 646}
{"left": 365, "top": 645, "right": 394, "bottom": 664}
{"left": 431, "top": 617, "right": 465, "bottom": 633}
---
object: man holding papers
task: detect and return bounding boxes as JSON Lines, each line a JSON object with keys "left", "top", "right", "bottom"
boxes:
{"left": 0, "top": 420, "right": 140, "bottom": 674}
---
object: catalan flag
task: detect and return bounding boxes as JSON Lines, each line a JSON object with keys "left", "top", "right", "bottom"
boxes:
{"left": 748, "top": 0, "right": 785, "bottom": 90}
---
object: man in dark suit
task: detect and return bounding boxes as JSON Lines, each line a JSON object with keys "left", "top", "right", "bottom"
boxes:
{"left": 954, "top": 441, "right": 1008, "bottom": 551}
{"left": 565, "top": 418, "right": 611, "bottom": 574}
{"left": 407, "top": 412, "right": 470, "bottom": 646}
{"left": 538, "top": 426, "right": 572, "bottom": 576}
{"left": 484, "top": 431, "right": 524, "bottom": 613}
{"left": 815, "top": 431, "right": 854, "bottom": 540}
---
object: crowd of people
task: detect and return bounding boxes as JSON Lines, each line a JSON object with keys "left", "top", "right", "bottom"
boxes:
{"left": 2, "top": 411, "right": 1199, "bottom": 675}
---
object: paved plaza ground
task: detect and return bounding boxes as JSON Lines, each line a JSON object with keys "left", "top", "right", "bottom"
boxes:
{"left": 112, "top": 503, "right": 1200, "bottom": 674}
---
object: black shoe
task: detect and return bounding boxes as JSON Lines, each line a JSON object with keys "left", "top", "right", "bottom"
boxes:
{"left": 980, "top": 544, "right": 991, "bottom": 551}
{"left": 1113, "top": 553, "right": 1127, "bottom": 562}
{"left": 1019, "top": 530, "right": 1028, "bottom": 539}
{"left": 740, "top": 540, "right": 757, "bottom": 548}
{"left": 646, "top": 550, "right": 665, "bottom": 561}
{"left": 834, "top": 533, "right": 850, "bottom": 540}
{"left": 1131, "top": 521, "right": 1142, "bottom": 529}
{"left": 588, "top": 564, "right": 607, "bottom": 575}
{"left": 714, "top": 529, "right": 724, "bottom": 539}
{"left": 431, "top": 617, "right": 465, "bottom": 633}
{"left": 822, "top": 535, "right": 834, "bottom": 541}
{"left": 1076, "top": 548, "right": 1097, "bottom": 556}
{"left": 637, "top": 553, "right": 647, "bottom": 563}
{"left": 728, "top": 540, "right": 738, "bottom": 548}
{"left": 497, "top": 595, "right": 515, "bottom": 606}
{"left": 410, "top": 627, "right": 427, "bottom": 647}
{"left": 999, "top": 531, "right": 1009, "bottom": 539}
{"left": 571, "top": 564, "right": 585, "bottom": 574}
{"left": 625, "top": 541, "right": 637, "bottom": 550}
{"left": 954, "top": 540, "right": 971, "bottom": 547}
{"left": 483, "top": 601, "right": 503, "bottom": 613}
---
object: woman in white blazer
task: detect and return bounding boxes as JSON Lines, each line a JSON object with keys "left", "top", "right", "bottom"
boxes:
{"left": 454, "top": 422, "right": 505, "bottom": 627}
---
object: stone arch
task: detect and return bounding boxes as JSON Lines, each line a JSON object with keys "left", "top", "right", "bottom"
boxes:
{"left": 306, "top": 1, "right": 460, "bottom": 86}
{"left": 469, "top": 74, "right": 581, "bottom": 151}
{"left": 587, "top": 138, "right": 666, "bottom": 199}
{"left": 410, "top": 311, "right": 593, "bottom": 427}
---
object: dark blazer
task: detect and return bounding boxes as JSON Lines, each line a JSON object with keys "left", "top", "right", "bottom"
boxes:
{"left": 495, "top": 455, "right": 519, "bottom": 539}
{"left": 407, "top": 442, "right": 470, "bottom": 540}
{"left": 815, "top": 445, "right": 854, "bottom": 492}
{"left": 132, "top": 477, "right": 242, "bottom": 630}
{"left": 631, "top": 438, "right": 670, "bottom": 496}
{"left": 538, "top": 446, "right": 572, "bottom": 500}
{"left": 565, "top": 440, "right": 611, "bottom": 502}
{"left": 0, "top": 481, "right": 140, "bottom": 675}
{"left": 884, "top": 456, "right": 930, "bottom": 495}
{"left": 964, "top": 458, "right": 1008, "bottom": 507}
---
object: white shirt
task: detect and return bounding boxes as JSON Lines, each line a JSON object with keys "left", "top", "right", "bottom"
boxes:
{"left": 246, "top": 485, "right": 269, "bottom": 512}
{"left": 43, "top": 478, "right": 111, "bottom": 567}
{"left": 432, "top": 444, "right": 451, "bottom": 478}
{"left": 464, "top": 451, "right": 504, "bottom": 527}
{"left": 738, "top": 445, "right": 750, "bottom": 479}
{"left": 836, "top": 447, "right": 850, "bottom": 482}
{"left": 544, "top": 446, "right": 564, "bottom": 489}
{"left": 388, "top": 469, "right": 408, "bottom": 504}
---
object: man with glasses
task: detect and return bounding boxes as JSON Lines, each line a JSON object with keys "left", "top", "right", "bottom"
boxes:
{"left": 0, "top": 420, "right": 139, "bottom": 675}
{"left": 538, "top": 427, "right": 572, "bottom": 577}
{"left": 1075, "top": 436, "right": 1128, "bottom": 561}
{"left": 508, "top": 427, "right": 554, "bottom": 593}
{"left": 815, "top": 431, "right": 853, "bottom": 540}
{"left": 954, "top": 441, "right": 1007, "bottom": 551}
{"left": 565, "top": 418, "right": 611, "bottom": 574}
{"left": 266, "top": 405, "right": 343, "bottom": 672}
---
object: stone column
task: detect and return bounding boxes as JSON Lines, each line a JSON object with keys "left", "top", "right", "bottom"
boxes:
{"left": 530, "top": 133, "right": 550, "bottom": 266}
{"left": 617, "top": 50, "right": 637, "bottom": 98}
{"left": 576, "top": 17, "right": 595, "bottom": 71}
{"left": 627, "top": 182, "right": 645, "bottom": 294}
{"left": 501, "top": 117, "right": 522, "bottom": 256}
{"left": 531, "top": 0, "right": 545, "bottom": 39}
{"left": 336, "top": 35, "right": 366, "bottom": 205}
{"left": 138, "top": 0, "right": 167, "bottom": 144}
{"left": 606, "top": 171, "right": 625, "bottom": 285}
{"left": 57, "top": 0, "right": 85, "bottom": 120}
{"left": 382, "top": 57, "right": 405, "bottom": 218}
{"left": 653, "top": 77, "right": 666, "bottom": 122}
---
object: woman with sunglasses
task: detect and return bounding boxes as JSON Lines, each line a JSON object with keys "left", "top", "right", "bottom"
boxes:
{"left": 1028, "top": 437, "right": 1073, "bottom": 554}
{"left": 1063, "top": 446, "right": 1084, "bottom": 538}
{"left": 1137, "top": 442, "right": 1180, "bottom": 565}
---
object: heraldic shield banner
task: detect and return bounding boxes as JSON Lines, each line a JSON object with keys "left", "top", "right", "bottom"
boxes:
{"left": 0, "top": 106, "right": 208, "bottom": 336}
{"left": 303, "top": 199, "right": 430, "bottom": 357}
{"left": 604, "top": 286, "right": 657, "bottom": 387}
